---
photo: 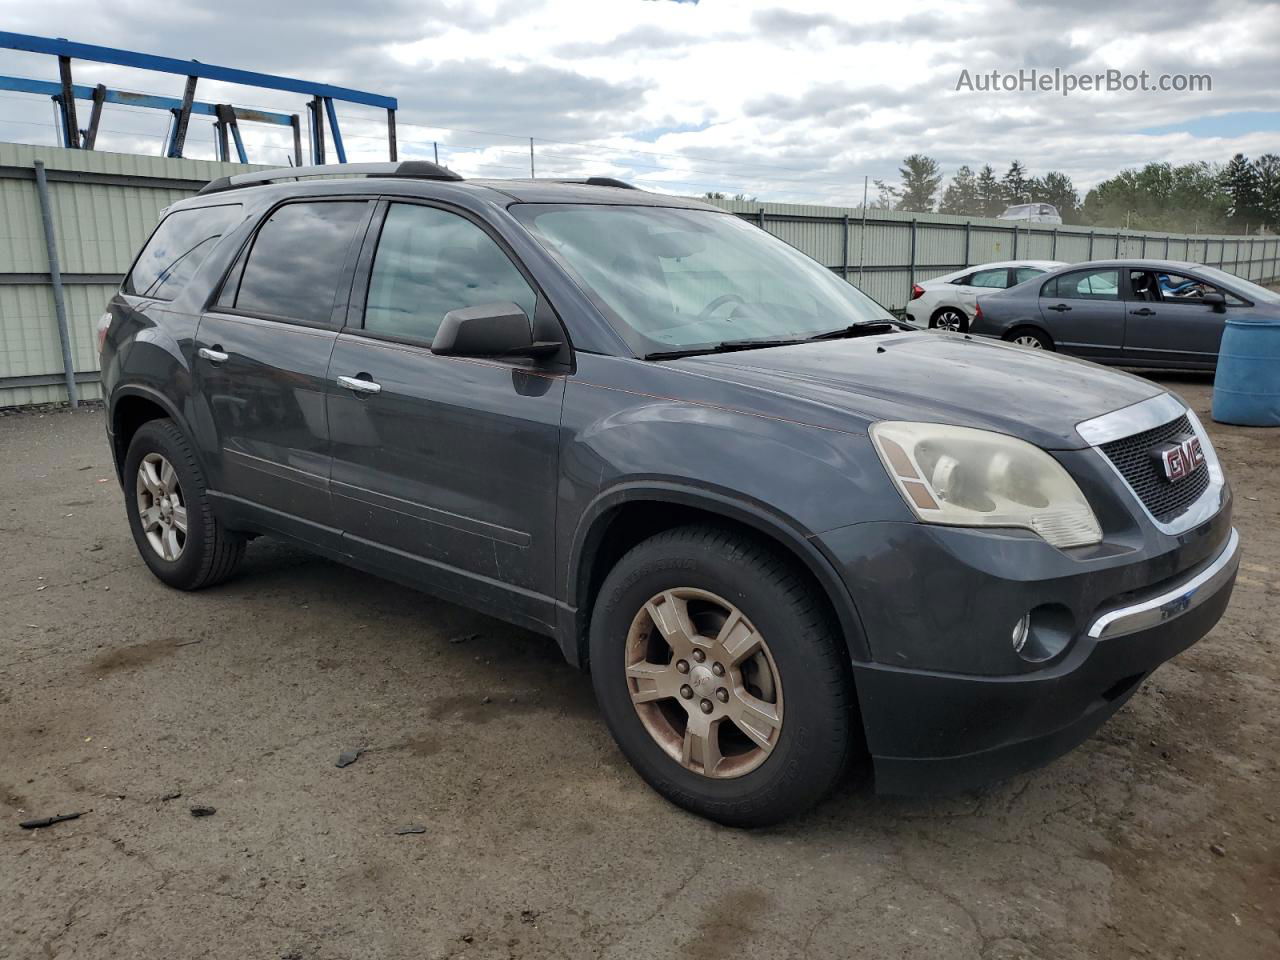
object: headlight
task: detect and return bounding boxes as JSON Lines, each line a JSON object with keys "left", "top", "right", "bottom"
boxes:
{"left": 870, "top": 421, "right": 1103, "bottom": 548}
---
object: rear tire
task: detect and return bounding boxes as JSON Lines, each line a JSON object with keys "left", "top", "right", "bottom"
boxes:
{"left": 589, "top": 525, "right": 854, "bottom": 827}
{"left": 123, "top": 418, "right": 245, "bottom": 590}
{"left": 930, "top": 307, "right": 969, "bottom": 333}
{"left": 1005, "top": 327, "right": 1053, "bottom": 350}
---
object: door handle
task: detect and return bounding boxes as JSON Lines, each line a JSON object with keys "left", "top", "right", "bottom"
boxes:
{"left": 198, "top": 346, "right": 229, "bottom": 363}
{"left": 1130, "top": 308, "right": 1156, "bottom": 316}
{"left": 1046, "top": 304, "right": 1072, "bottom": 312}
{"left": 337, "top": 374, "right": 382, "bottom": 395}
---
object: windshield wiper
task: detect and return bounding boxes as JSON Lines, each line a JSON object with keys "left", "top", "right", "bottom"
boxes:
{"left": 644, "top": 337, "right": 810, "bottom": 361}
{"left": 804, "top": 319, "right": 908, "bottom": 341}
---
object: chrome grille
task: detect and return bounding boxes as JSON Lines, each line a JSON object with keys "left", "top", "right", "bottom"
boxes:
{"left": 1099, "top": 414, "right": 1210, "bottom": 523}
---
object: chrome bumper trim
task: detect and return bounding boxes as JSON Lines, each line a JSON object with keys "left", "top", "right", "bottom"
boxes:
{"left": 1088, "top": 528, "right": 1240, "bottom": 640}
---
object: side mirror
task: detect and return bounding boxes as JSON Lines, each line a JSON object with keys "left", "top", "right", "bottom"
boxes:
{"left": 1202, "top": 291, "right": 1226, "bottom": 313}
{"left": 431, "top": 301, "right": 562, "bottom": 358}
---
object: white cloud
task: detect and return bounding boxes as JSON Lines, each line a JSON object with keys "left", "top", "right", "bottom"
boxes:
{"left": 0, "top": 0, "right": 1276, "bottom": 203}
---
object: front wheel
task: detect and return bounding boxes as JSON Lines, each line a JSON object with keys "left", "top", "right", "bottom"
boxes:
{"left": 589, "top": 525, "right": 855, "bottom": 827}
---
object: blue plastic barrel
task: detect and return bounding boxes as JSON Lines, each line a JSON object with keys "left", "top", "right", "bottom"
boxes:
{"left": 1212, "top": 314, "right": 1280, "bottom": 426}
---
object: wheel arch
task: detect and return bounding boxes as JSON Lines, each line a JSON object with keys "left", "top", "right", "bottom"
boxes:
{"left": 110, "top": 386, "right": 194, "bottom": 483}
{"left": 562, "top": 483, "right": 871, "bottom": 671}
{"left": 1003, "top": 324, "right": 1055, "bottom": 349}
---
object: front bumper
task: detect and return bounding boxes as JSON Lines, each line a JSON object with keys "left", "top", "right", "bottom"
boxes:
{"left": 819, "top": 512, "right": 1239, "bottom": 794}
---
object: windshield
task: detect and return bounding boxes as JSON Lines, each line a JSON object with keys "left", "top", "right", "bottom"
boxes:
{"left": 1195, "top": 266, "right": 1280, "bottom": 304}
{"left": 510, "top": 204, "right": 893, "bottom": 354}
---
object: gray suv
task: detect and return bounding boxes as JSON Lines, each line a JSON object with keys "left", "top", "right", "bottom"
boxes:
{"left": 101, "top": 162, "right": 1240, "bottom": 826}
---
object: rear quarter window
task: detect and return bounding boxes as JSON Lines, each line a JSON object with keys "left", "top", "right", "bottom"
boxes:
{"left": 125, "top": 204, "right": 242, "bottom": 300}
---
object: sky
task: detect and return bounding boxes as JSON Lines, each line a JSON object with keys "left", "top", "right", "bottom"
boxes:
{"left": 1, "top": 0, "right": 1278, "bottom": 206}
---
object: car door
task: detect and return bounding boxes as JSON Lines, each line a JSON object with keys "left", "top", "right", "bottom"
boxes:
{"left": 1036, "top": 267, "right": 1125, "bottom": 360}
{"left": 1122, "top": 269, "right": 1230, "bottom": 368}
{"left": 326, "top": 199, "right": 566, "bottom": 632}
{"left": 194, "top": 198, "right": 375, "bottom": 549}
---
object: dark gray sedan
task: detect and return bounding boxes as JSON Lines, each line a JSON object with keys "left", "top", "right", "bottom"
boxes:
{"left": 971, "top": 259, "right": 1280, "bottom": 369}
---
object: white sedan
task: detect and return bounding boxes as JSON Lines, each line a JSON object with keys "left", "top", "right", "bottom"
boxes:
{"left": 904, "top": 260, "right": 1067, "bottom": 332}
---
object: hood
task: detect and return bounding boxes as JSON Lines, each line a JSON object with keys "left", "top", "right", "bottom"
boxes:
{"left": 668, "top": 331, "right": 1165, "bottom": 450}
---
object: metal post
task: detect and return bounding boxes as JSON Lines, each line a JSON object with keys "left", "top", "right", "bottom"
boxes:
{"left": 50, "top": 98, "right": 64, "bottom": 148}
{"left": 842, "top": 214, "right": 850, "bottom": 280}
{"left": 1050, "top": 227, "right": 1057, "bottom": 259}
{"left": 1164, "top": 235, "right": 1170, "bottom": 258}
{"left": 57, "top": 55, "right": 79, "bottom": 148}
{"left": 167, "top": 75, "right": 198, "bottom": 158}
{"left": 290, "top": 114, "right": 303, "bottom": 166}
{"left": 310, "top": 97, "right": 325, "bottom": 165}
{"left": 83, "top": 83, "right": 106, "bottom": 149}
{"left": 214, "top": 104, "right": 231, "bottom": 162}
{"left": 758, "top": 208, "right": 766, "bottom": 230}
{"left": 1012, "top": 223, "right": 1018, "bottom": 258}
{"left": 1141, "top": 235, "right": 1147, "bottom": 258}
{"left": 433, "top": 141, "right": 439, "bottom": 164}
{"left": 323, "top": 97, "right": 346, "bottom": 164}
{"left": 909, "top": 219, "right": 917, "bottom": 301}
{"left": 529, "top": 137, "right": 535, "bottom": 178}
{"left": 387, "top": 108, "right": 397, "bottom": 161}
{"left": 1088, "top": 230, "right": 1094, "bottom": 259}
{"left": 32, "top": 160, "right": 78, "bottom": 407}
{"left": 858, "top": 176, "right": 868, "bottom": 286}
{"left": 963, "top": 221, "right": 971, "bottom": 267}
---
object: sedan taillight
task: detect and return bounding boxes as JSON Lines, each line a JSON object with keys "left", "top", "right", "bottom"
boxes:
{"left": 973, "top": 303, "right": 984, "bottom": 323}
{"left": 910, "top": 284, "right": 925, "bottom": 301}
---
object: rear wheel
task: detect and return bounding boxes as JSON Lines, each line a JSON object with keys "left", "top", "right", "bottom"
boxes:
{"left": 123, "top": 419, "right": 245, "bottom": 590}
{"left": 589, "top": 525, "right": 854, "bottom": 827}
{"left": 930, "top": 307, "right": 968, "bottom": 333}
{"left": 1006, "top": 327, "right": 1053, "bottom": 350}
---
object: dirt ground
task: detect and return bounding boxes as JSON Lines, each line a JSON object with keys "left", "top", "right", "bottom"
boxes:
{"left": 0, "top": 373, "right": 1276, "bottom": 960}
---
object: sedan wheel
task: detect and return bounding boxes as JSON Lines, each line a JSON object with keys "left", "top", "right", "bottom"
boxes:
{"left": 136, "top": 452, "right": 187, "bottom": 561}
{"left": 931, "top": 308, "right": 967, "bottom": 333}
{"left": 1013, "top": 334, "right": 1043, "bottom": 348}
{"left": 625, "top": 587, "right": 783, "bottom": 779}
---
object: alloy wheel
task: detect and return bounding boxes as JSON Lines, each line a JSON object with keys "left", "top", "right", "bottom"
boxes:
{"left": 135, "top": 453, "right": 187, "bottom": 561}
{"left": 624, "top": 588, "right": 784, "bottom": 778}
{"left": 933, "top": 309, "right": 965, "bottom": 332}
{"left": 1013, "top": 334, "right": 1044, "bottom": 348}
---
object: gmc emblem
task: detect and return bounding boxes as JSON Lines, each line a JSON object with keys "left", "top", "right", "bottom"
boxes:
{"left": 1154, "top": 435, "right": 1205, "bottom": 482}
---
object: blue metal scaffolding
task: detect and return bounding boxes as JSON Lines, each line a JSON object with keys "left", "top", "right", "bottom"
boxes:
{"left": 0, "top": 31, "right": 398, "bottom": 164}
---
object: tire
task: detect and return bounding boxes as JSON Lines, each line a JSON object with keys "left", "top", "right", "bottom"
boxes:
{"left": 1005, "top": 327, "right": 1053, "bottom": 351}
{"left": 123, "top": 418, "right": 245, "bottom": 590}
{"left": 589, "top": 525, "right": 854, "bottom": 827}
{"left": 930, "top": 306, "right": 969, "bottom": 333}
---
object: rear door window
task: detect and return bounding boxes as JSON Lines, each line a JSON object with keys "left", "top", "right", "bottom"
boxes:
{"left": 224, "top": 201, "right": 370, "bottom": 326}
{"left": 1045, "top": 269, "right": 1119, "bottom": 301}
{"left": 1013, "top": 267, "right": 1044, "bottom": 284}
{"left": 125, "top": 204, "right": 242, "bottom": 300}
{"left": 969, "top": 268, "right": 1009, "bottom": 289}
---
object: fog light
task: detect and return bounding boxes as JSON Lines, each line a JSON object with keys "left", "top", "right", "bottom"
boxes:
{"left": 1011, "top": 614, "right": 1031, "bottom": 654}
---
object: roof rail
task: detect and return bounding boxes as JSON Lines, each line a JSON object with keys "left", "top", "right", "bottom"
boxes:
{"left": 198, "top": 160, "right": 462, "bottom": 195}
{"left": 549, "top": 177, "right": 639, "bottom": 190}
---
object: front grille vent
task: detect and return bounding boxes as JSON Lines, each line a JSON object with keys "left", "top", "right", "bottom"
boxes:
{"left": 1099, "top": 414, "right": 1210, "bottom": 523}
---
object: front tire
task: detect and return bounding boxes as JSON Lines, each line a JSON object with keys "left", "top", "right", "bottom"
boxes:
{"left": 123, "top": 418, "right": 245, "bottom": 590}
{"left": 589, "top": 525, "right": 854, "bottom": 827}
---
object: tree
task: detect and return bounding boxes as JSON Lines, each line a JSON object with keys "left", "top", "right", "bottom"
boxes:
{"left": 872, "top": 179, "right": 900, "bottom": 209}
{"left": 939, "top": 165, "right": 979, "bottom": 216}
{"left": 1080, "top": 161, "right": 1228, "bottom": 233}
{"left": 895, "top": 154, "right": 942, "bottom": 213}
{"left": 974, "top": 165, "right": 1002, "bottom": 217}
{"left": 1033, "top": 171, "right": 1080, "bottom": 223}
{"left": 1250, "top": 154, "right": 1279, "bottom": 231}
{"left": 1000, "top": 160, "right": 1031, "bottom": 206}
{"left": 1222, "top": 153, "right": 1263, "bottom": 232}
